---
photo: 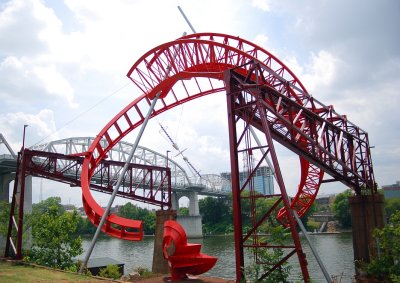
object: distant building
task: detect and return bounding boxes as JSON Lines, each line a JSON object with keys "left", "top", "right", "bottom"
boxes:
{"left": 221, "top": 166, "right": 274, "bottom": 195}
{"left": 382, "top": 181, "right": 400, "bottom": 199}
{"left": 314, "top": 194, "right": 335, "bottom": 211}
{"left": 63, "top": 204, "right": 76, "bottom": 212}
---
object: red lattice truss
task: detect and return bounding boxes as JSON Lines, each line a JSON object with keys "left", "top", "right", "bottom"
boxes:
{"left": 80, "top": 33, "right": 375, "bottom": 239}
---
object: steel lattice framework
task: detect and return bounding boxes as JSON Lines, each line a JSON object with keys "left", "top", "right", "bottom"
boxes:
{"left": 5, "top": 32, "right": 376, "bottom": 282}
{"left": 77, "top": 32, "right": 376, "bottom": 281}
{"left": 30, "top": 137, "right": 230, "bottom": 194}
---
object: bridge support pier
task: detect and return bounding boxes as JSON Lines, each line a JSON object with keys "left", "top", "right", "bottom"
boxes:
{"left": 173, "top": 191, "right": 203, "bottom": 238}
{"left": 349, "top": 194, "right": 385, "bottom": 277}
{"left": 152, "top": 209, "right": 177, "bottom": 274}
{"left": 177, "top": 215, "right": 203, "bottom": 238}
{"left": 171, "top": 192, "right": 179, "bottom": 211}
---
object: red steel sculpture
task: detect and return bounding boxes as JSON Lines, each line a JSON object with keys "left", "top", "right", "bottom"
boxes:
{"left": 79, "top": 32, "right": 375, "bottom": 281}
{"left": 6, "top": 32, "right": 376, "bottom": 282}
{"left": 163, "top": 220, "right": 217, "bottom": 280}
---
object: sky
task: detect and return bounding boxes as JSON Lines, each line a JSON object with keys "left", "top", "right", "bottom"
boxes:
{"left": 0, "top": 0, "right": 399, "bottom": 207}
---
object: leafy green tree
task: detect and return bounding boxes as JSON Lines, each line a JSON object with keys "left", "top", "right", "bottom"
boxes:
{"left": 29, "top": 197, "right": 83, "bottom": 270}
{"left": 1, "top": 201, "right": 33, "bottom": 252}
{"left": 178, "top": 207, "right": 189, "bottom": 216}
{"left": 365, "top": 211, "right": 400, "bottom": 281}
{"left": 385, "top": 198, "right": 400, "bottom": 221}
{"left": 32, "top": 197, "right": 65, "bottom": 215}
{"left": 245, "top": 225, "right": 292, "bottom": 282}
{"left": 199, "top": 196, "right": 232, "bottom": 234}
{"left": 118, "top": 202, "right": 156, "bottom": 235}
{"left": 0, "top": 201, "right": 11, "bottom": 239}
{"left": 302, "top": 202, "right": 317, "bottom": 230}
{"left": 332, "top": 189, "right": 353, "bottom": 228}
{"left": 76, "top": 216, "right": 97, "bottom": 235}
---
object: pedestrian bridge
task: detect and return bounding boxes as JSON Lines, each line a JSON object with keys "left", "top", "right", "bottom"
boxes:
{"left": 0, "top": 136, "right": 231, "bottom": 238}
{"left": 30, "top": 137, "right": 231, "bottom": 197}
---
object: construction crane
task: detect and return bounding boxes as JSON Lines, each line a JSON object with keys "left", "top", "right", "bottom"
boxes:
{"left": 158, "top": 123, "right": 202, "bottom": 180}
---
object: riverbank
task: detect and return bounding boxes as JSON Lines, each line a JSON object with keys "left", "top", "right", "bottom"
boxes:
{"left": 0, "top": 259, "right": 233, "bottom": 283}
{"left": 0, "top": 259, "right": 115, "bottom": 282}
{"left": 129, "top": 275, "right": 234, "bottom": 283}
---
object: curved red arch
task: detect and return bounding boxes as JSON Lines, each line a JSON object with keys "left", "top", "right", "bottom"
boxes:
{"left": 81, "top": 33, "right": 325, "bottom": 239}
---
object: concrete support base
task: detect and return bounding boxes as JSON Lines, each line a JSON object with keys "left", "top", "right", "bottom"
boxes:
{"left": 152, "top": 210, "right": 177, "bottom": 274}
{"left": 177, "top": 215, "right": 203, "bottom": 238}
{"left": 349, "top": 194, "right": 385, "bottom": 275}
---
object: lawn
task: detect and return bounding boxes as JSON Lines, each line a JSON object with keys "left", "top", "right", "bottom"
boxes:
{"left": 0, "top": 260, "right": 113, "bottom": 282}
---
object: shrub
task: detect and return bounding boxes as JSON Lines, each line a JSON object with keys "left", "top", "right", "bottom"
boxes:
{"left": 134, "top": 266, "right": 153, "bottom": 278}
{"left": 98, "top": 264, "right": 121, "bottom": 279}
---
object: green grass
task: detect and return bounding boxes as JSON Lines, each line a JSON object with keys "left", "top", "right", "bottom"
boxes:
{"left": 0, "top": 261, "right": 111, "bottom": 282}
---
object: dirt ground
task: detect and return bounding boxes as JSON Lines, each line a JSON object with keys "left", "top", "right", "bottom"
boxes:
{"left": 132, "top": 275, "right": 235, "bottom": 283}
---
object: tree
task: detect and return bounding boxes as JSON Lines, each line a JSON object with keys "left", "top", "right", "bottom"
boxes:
{"left": 0, "top": 201, "right": 11, "bottom": 239}
{"left": 118, "top": 202, "right": 156, "bottom": 235}
{"left": 199, "top": 196, "right": 232, "bottom": 234}
{"left": 364, "top": 211, "right": 400, "bottom": 281}
{"left": 178, "top": 207, "right": 189, "bottom": 216}
{"left": 332, "top": 189, "right": 353, "bottom": 228}
{"left": 245, "top": 225, "right": 292, "bottom": 282}
{"left": 385, "top": 198, "right": 400, "bottom": 221}
{"left": 76, "top": 216, "right": 97, "bottom": 235}
{"left": 29, "top": 197, "right": 83, "bottom": 270}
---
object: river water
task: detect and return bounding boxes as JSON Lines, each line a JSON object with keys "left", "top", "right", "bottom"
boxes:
{"left": 81, "top": 233, "right": 354, "bottom": 282}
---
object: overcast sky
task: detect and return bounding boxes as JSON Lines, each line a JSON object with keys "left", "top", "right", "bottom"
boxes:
{"left": 0, "top": 0, "right": 399, "bottom": 207}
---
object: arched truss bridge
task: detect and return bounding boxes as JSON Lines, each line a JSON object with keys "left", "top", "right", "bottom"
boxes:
{"left": 6, "top": 32, "right": 376, "bottom": 281}
{"left": 30, "top": 137, "right": 230, "bottom": 194}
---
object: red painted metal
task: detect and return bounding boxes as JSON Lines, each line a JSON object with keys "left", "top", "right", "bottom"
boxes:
{"left": 163, "top": 220, "right": 217, "bottom": 280}
{"left": 4, "top": 149, "right": 172, "bottom": 258}
{"left": 225, "top": 66, "right": 310, "bottom": 281}
{"left": 80, "top": 32, "right": 375, "bottom": 281}
{"left": 5, "top": 32, "right": 377, "bottom": 280}
{"left": 4, "top": 152, "right": 23, "bottom": 259}
{"left": 81, "top": 33, "right": 323, "bottom": 238}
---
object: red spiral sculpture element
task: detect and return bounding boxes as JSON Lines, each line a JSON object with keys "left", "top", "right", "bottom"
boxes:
{"left": 80, "top": 33, "right": 324, "bottom": 239}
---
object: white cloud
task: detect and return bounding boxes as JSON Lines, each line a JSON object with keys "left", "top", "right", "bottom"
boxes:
{"left": 282, "top": 50, "right": 338, "bottom": 94}
{"left": 1, "top": 0, "right": 399, "bottom": 202}
{"left": 33, "top": 65, "right": 77, "bottom": 108}
{"left": 0, "top": 0, "right": 79, "bottom": 109}
{"left": 253, "top": 34, "right": 270, "bottom": 50}
{"left": 251, "top": 0, "right": 270, "bottom": 11}
{"left": 301, "top": 50, "right": 338, "bottom": 93}
{"left": 0, "top": 109, "right": 57, "bottom": 151}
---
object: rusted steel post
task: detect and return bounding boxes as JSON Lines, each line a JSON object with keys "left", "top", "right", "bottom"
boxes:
{"left": 225, "top": 69, "right": 245, "bottom": 282}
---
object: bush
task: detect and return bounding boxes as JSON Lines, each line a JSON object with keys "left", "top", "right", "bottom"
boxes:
{"left": 134, "top": 266, "right": 153, "bottom": 278}
{"left": 98, "top": 264, "right": 121, "bottom": 279}
{"left": 307, "top": 219, "right": 321, "bottom": 231}
{"left": 245, "top": 226, "right": 292, "bottom": 282}
{"left": 364, "top": 211, "right": 400, "bottom": 281}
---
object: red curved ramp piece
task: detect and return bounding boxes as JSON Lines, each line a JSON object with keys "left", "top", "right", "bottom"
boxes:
{"left": 163, "top": 220, "right": 217, "bottom": 280}
{"left": 81, "top": 32, "right": 328, "bottom": 240}
{"left": 81, "top": 159, "right": 143, "bottom": 241}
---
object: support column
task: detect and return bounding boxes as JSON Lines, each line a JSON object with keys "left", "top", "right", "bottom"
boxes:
{"left": 0, "top": 174, "right": 11, "bottom": 202}
{"left": 152, "top": 210, "right": 177, "bottom": 274}
{"left": 171, "top": 192, "right": 179, "bottom": 211}
{"left": 349, "top": 194, "right": 385, "bottom": 276}
{"left": 176, "top": 191, "right": 203, "bottom": 238}
{"left": 188, "top": 191, "right": 199, "bottom": 216}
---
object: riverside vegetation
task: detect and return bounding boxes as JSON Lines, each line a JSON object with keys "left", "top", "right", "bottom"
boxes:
{"left": 1, "top": 189, "right": 399, "bottom": 281}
